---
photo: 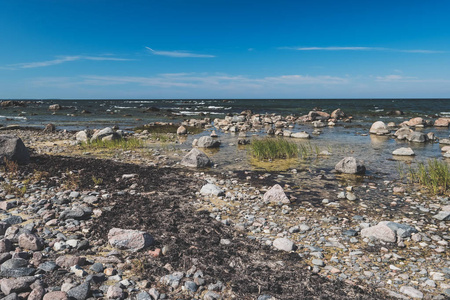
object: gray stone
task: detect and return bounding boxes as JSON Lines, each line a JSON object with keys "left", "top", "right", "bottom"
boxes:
{"left": 197, "top": 136, "right": 221, "bottom": 148}
{"left": 136, "top": 291, "right": 152, "bottom": 300}
{"left": 382, "top": 221, "right": 418, "bottom": 238}
{"left": 203, "top": 291, "right": 221, "bottom": 300}
{"left": 393, "top": 147, "right": 415, "bottom": 156}
{"left": 433, "top": 211, "right": 450, "bottom": 221}
{"left": 1, "top": 258, "right": 27, "bottom": 271}
{"left": 291, "top": 131, "right": 311, "bottom": 139}
{"left": 76, "top": 131, "right": 89, "bottom": 143}
{"left": 184, "top": 281, "right": 198, "bottom": 292}
{"left": 335, "top": 157, "right": 366, "bottom": 174}
{"left": 67, "top": 282, "right": 90, "bottom": 300}
{"left": 200, "top": 184, "right": 224, "bottom": 197}
{"left": 312, "top": 259, "right": 325, "bottom": 267}
{"left": 399, "top": 286, "right": 423, "bottom": 299}
{"left": 38, "top": 261, "right": 58, "bottom": 272}
{"left": 0, "top": 135, "right": 29, "bottom": 165}
{"left": 160, "top": 271, "right": 184, "bottom": 288}
{"left": 180, "top": 148, "right": 212, "bottom": 168}
{"left": 395, "top": 128, "right": 413, "bottom": 140}
{"left": 177, "top": 125, "right": 187, "bottom": 135}
{"left": 90, "top": 262, "right": 104, "bottom": 273}
{"left": 90, "top": 127, "right": 114, "bottom": 142}
{"left": 3, "top": 215, "right": 23, "bottom": 225}
{"left": 361, "top": 223, "right": 396, "bottom": 242}
{"left": 59, "top": 207, "right": 92, "bottom": 220}
{"left": 273, "top": 238, "right": 294, "bottom": 251}
{"left": 108, "top": 228, "right": 154, "bottom": 251}
{"left": 407, "top": 131, "right": 428, "bottom": 143}
{"left": 106, "top": 285, "right": 123, "bottom": 299}
{"left": 263, "top": 184, "right": 290, "bottom": 204}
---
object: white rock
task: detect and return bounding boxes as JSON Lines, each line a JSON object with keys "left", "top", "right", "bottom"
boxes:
{"left": 273, "top": 238, "right": 294, "bottom": 252}
{"left": 370, "top": 121, "right": 389, "bottom": 135}
{"left": 393, "top": 147, "right": 415, "bottom": 156}
{"left": 200, "top": 183, "right": 224, "bottom": 196}
{"left": 399, "top": 286, "right": 423, "bottom": 299}
{"left": 263, "top": 184, "right": 290, "bottom": 204}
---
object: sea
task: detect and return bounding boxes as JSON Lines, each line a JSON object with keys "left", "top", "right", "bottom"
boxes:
{"left": 1, "top": 98, "right": 450, "bottom": 131}
{"left": 1, "top": 98, "right": 450, "bottom": 179}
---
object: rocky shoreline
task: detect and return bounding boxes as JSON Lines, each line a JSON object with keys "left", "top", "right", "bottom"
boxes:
{"left": 0, "top": 111, "right": 449, "bottom": 299}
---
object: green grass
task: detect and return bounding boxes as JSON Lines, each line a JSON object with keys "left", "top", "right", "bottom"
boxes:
{"left": 299, "top": 142, "right": 320, "bottom": 159}
{"left": 134, "top": 124, "right": 204, "bottom": 134}
{"left": 404, "top": 159, "right": 450, "bottom": 195}
{"left": 80, "top": 137, "right": 143, "bottom": 150}
{"left": 250, "top": 137, "right": 299, "bottom": 161}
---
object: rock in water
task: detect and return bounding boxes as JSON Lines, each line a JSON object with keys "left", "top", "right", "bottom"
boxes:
{"left": 406, "top": 131, "right": 428, "bottom": 143}
{"left": 291, "top": 131, "right": 311, "bottom": 139}
{"left": 180, "top": 148, "right": 212, "bottom": 168}
{"left": 392, "top": 147, "right": 415, "bottom": 156}
{"left": 263, "top": 184, "right": 290, "bottom": 204}
{"left": 0, "top": 135, "right": 29, "bottom": 164}
{"left": 48, "top": 104, "right": 61, "bottom": 111}
{"left": 108, "top": 228, "right": 154, "bottom": 251}
{"left": 369, "top": 121, "right": 389, "bottom": 135}
{"left": 335, "top": 157, "right": 366, "bottom": 174}
{"left": 197, "top": 136, "right": 221, "bottom": 148}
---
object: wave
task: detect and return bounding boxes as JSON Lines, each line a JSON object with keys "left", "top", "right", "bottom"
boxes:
{"left": 113, "top": 106, "right": 137, "bottom": 109}
{"left": 0, "top": 115, "right": 27, "bottom": 120}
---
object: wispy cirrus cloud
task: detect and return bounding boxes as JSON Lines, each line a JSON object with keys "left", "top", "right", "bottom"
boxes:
{"left": 281, "top": 46, "right": 444, "bottom": 53}
{"left": 146, "top": 47, "right": 215, "bottom": 58}
{"left": 4, "top": 55, "right": 132, "bottom": 70}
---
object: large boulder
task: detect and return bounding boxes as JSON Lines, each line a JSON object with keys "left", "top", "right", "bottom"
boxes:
{"left": 48, "top": 104, "right": 61, "bottom": 111}
{"left": 361, "top": 221, "right": 417, "bottom": 243}
{"left": 369, "top": 121, "right": 389, "bottom": 135}
{"left": 0, "top": 135, "right": 29, "bottom": 165}
{"left": 335, "top": 157, "right": 366, "bottom": 174}
{"left": 177, "top": 126, "right": 187, "bottom": 135}
{"left": 308, "top": 111, "right": 330, "bottom": 121}
{"left": 392, "top": 147, "right": 415, "bottom": 156}
{"left": 200, "top": 183, "right": 224, "bottom": 196}
{"left": 434, "top": 118, "right": 450, "bottom": 127}
{"left": 263, "top": 184, "right": 290, "bottom": 204}
{"left": 273, "top": 238, "right": 295, "bottom": 251}
{"left": 406, "top": 131, "right": 428, "bottom": 143}
{"left": 75, "top": 131, "right": 89, "bottom": 143}
{"left": 291, "top": 131, "right": 311, "bottom": 139}
{"left": 404, "top": 117, "right": 425, "bottom": 127}
{"left": 331, "top": 108, "right": 346, "bottom": 119}
{"left": 180, "top": 148, "right": 212, "bottom": 168}
{"left": 90, "top": 127, "right": 121, "bottom": 143}
{"left": 394, "top": 127, "right": 413, "bottom": 140}
{"left": 108, "top": 228, "right": 154, "bottom": 251}
{"left": 197, "top": 136, "right": 220, "bottom": 148}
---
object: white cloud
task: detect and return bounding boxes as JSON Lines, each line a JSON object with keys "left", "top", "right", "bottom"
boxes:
{"left": 376, "top": 74, "right": 417, "bottom": 82}
{"left": 282, "top": 46, "right": 444, "bottom": 53}
{"left": 5, "top": 55, "right": 132, "bottom": 69}
{"left": 146, "top": 47, "right": 215, "bottom": 58}
{"left": 32, "top": 73, "right": 349, "bottom": 91}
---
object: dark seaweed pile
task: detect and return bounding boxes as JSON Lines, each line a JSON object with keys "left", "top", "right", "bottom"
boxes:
{"left": 24, "top": 154, "right": 390, "bottom": 299}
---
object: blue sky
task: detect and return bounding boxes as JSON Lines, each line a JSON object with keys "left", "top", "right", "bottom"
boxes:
{"left": 1, "top": 0, "right": 450, "bottom": 99}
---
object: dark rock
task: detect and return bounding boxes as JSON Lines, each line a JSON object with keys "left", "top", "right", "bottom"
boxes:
{"left": 0, "top": 135, "right": 29, "bottom": 164}
{"left": 67, "top": 281, "right": 90, "bottom": 300}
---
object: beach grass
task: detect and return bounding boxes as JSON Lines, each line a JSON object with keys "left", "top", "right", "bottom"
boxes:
{"left": 250, "top": 137, "right": 299, "bottom": 161}
{"left": 80, "top": 137, "right": 143, "bottom": 151}
{"left": 299, "top": 142, "right": 320, "bottom": 159}
{"left": 406, "top": 159, "right": 450, "bottom": 195}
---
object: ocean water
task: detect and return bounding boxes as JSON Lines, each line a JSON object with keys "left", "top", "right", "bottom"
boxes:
{"left": 1, "top": 98, "right": 449, "bottom": 131}
{"left": 1, "top": 98, "right": 449, "bottom": 179}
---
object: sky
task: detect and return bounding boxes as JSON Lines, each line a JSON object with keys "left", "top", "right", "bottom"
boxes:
{"left": 1, "top": 0, "right": 450, "bottom": 99}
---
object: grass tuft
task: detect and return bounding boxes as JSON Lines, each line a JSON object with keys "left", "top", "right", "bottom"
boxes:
{"left": 80, "top": 138, "right": 143, "bottom": 151}
{"left": 250, "top": 137, "right": 299, "bottom": 161}
{"left": 405, "top": 159, "right": 450, "bottom": 195}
